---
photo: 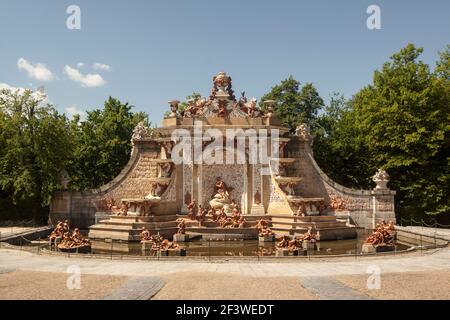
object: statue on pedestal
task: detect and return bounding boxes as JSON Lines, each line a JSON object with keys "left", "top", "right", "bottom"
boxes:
{"left": 365, "top": 220, "right": 396, "bottom": 246}
{"left": 373, "top": 169, "right": 390, "bottom": 190}
{"left": 209, "top": 177, "right": 235, "bottom": 213}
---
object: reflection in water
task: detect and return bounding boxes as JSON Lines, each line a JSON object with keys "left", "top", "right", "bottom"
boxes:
{"left": 86, "top": 229, "right": 409, "bottom": 257}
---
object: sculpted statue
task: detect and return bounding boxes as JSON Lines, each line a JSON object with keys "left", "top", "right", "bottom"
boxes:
{"left": 206, "top": 208, "right": 216, "bottom": 221}
{"left": 145, "top": 182, "right": 167, "bottom": 199}
{"left": 229, "top": 206, "right": 242, "bottom": 228}
{"left": 116, "top": 201, "right": 129, "bottom": 216}
{"left": 183, "top": 99, "right": 197, "bottom": 118}
{"left": 49, "top": 221, "right": 65, "bottom": 241}
{"left": 264, "top": 100, "right": 276, "bottom": 118}
{"left": 167, "top": 100, "right": 179, "bottom": 118}
{"left": 140, "top": 227, "right": 151, "bottom": 242}
{"left": 328, "top": 194, "right": 346, "bottom": 211}
{"left": 276, "top": 235, "right": 292, "bottom": 249}
{"left": 132, "top": 122, "right": 151, "bottom": 141}
{"left": 276, "top": 227, "right": 317, "bottom": 251}
{"left": 209, "top": 177, "right": 234, "bottom": 212}
{"left": 365, "top": 220, "right": 396, "bottom": 246}
{"left": 159, "top": 239, "right": 179, "bottom": 250}
{"left": 57, "top": 226, "right": 90, "bottom": 250}
{"left": 162, "top": 141, "right": 174, "bottom": 158}
{"left": 317, "top": 201, "right": 326, "bottom": 215}
{"left": 176, "top": 219, "right": 186, "bottom": 235}
{"left": 279, "top": 182, "right": 296, "bottom": 197}
{"left": 302, "top": 227, "right": 316, "bottom": 241}
{"left": 238, "top": 217, "right": 247, "bottom": 228}
{"left": 196, "top": 205, "right": 206, "bottom": 225}
{"left": 238, "top": 91, "right": 247, "bottom": 111}
{"left": 217, "top": 100, "right": 227, "bottom": 117}
{"left": 187, "top": 200, "right": 197, "bottom": 220}
{"left": 159, "top": 162, "right": 173, "bottom": 178}
{"left": 373, "top": 169, "right": 390, "bottom": 189}
{"left": 295, "top": 203, "right": 306, "bottom": 217}
{"left": 195, "top": 98, "right": 207, "bottom": 115}
{"left": 140, "top": 229, "right": 179, "bottom": 252}
{"left": 295, "top": 123, "right": 313, "bottom": 145}
{"left": 255, "top": 219, "right": 274, "bottom": 237}
{"left": 245, "top": 98, "right": 260, "bottom": 117}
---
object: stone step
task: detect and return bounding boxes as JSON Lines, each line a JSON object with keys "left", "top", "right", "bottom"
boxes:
{"left": 271, "top": 215, "right": 337, "bottom": 222}
{"left": 89, "top": 224, "right": 134, "bottom": 231}
{"left": 133, "top": 221, "right": 178, "bottom": 228}
{"left": 109, "top": 214, "right": 180, "bottom": 223}
{"left": 89, "top": 226, "right": 178, "bottom": 242}
{"left": 271, "top": 226, "right": 357, "bottom": 241}
{"left": 186, "top": 227, "right": 258, "bottom": 240}
{"left": 271, "top": 220, "right": 347, "bottom": 228}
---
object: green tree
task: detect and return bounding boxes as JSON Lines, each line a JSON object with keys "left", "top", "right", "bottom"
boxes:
{"left": 313, "top": 93, "right": 375, "bottom": 188}
{"left": 352, "top": 44, "right": 450, "bottom": 217}
{"left": 260, "top": 77, "right": 324, "bottom": 132}
{"left": 0, "top": 88, "right": 72, "bottom": 221}
{"left": 67, "top": 97, "right": 148, "bottom": 190}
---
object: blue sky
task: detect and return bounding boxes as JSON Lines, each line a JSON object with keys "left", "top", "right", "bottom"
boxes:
{"left": 1, "top": 0, "right": 449, "bottom": 123}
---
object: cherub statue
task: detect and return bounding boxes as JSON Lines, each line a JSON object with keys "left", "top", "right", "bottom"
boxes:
{"left": 176, "top": 219, "right": 186, "bottom": 235}
{"left": 187, "top": 200, "right": 197, "bottom": 220}
{"left": 245, "top": 98, "right": 259, "bottom": 117}
{"left": 117, "top": 201, "right": 129, "bottom": 216}
{"left": 195, "top": 98, "right": 207, "bottom": 115}
{"left": 183, "top": 99, "right": 197, "bottom": 118}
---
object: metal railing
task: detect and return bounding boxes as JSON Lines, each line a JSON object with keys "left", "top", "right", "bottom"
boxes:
{"left": 399, "top": 217, "right": 450, "bottom": 229}
{"left": 1, "top": 223, "right": 447, "bottom": 261}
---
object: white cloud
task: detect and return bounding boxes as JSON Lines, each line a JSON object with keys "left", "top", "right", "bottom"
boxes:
{"left": 92, "top": 62, "right": 111, "bottom": 72}
{"left": 17, "top": 58, "right": 54, "bottom": 81}
{"left": 0, "top": 83, "right": 47, "bottom": 102}
{"left": 65, "top": 106, "right": 86, "bottom": 120}
{"left": 77, "top": 62, "right": 85, "bottom": 68}
{"left": 64, "top": 65, "right": 106, "bottom": 87}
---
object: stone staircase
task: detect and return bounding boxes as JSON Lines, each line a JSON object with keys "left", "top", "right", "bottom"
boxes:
{"left": 184, "top": 215, "right": 268, "bottom": 240}
{"left": 270, "top": 215, "right": 357, "bottom": 241}
{"left": 88, "top": 214, "right": 179, "bottom": 241}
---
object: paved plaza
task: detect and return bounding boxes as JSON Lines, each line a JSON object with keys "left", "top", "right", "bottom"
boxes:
{"left": 1, "top": 247, "right": 449, "bottom": 300}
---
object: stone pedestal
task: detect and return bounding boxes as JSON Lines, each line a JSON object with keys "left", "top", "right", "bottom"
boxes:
{"left": 362, "top": 243, "right": 394, "bottom": 254}
{"left": 275, "top": 248, "right": 289, "bottom": 256}
{"left": 141, "top": 241, "right": 153, "bottom": 251}
{"left": 302, "top": 240, "right": 316, "bottom": 251}
{"left": 50, "top": 237, "right": 61, "bottom": 251}
{"left": 258, "top": 234, "right": 275, "bottom": 243}
{"left": 173, "top": 233, "right": 189, "bottom": 242}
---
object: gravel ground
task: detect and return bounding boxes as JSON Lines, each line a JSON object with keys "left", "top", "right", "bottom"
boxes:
{"left": 0, "top": 271, "right": 128, "bottom": 300}
{"left": 153, "top": 272, "right": 317, "bottom": 300}
{"left": 334, "top": 270, "right": 450, "bottom": 300}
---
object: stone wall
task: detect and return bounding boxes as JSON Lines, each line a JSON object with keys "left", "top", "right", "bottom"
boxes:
{"left": 49, "top": 140, "right": 180, "bottom": 228}
{"left": 50, "top": 124, "right": 396, "bottom": 230}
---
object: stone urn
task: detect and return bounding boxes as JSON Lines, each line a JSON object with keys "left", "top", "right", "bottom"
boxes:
{"left": 373, "top": 169, "right": 390, "bottom": 189}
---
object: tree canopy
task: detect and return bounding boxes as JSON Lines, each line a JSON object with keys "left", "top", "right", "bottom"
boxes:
{"left": 260, "top": 77, "right": 324, "bottom": 132}
{"left": 0, "top": 43, "right": 448, "bottom": 223}
{"left": 66, "top": 97, "right": 148, "bottom": 190}
{"left": 267, "top": 44, "right": 449, "bottom": 219}
{"left": 0, "top": 88, "right": 72, "bottom": 220}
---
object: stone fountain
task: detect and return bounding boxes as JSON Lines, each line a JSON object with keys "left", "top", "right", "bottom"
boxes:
{"left": 50, "top": 72, "right": 396, "bottom": 249}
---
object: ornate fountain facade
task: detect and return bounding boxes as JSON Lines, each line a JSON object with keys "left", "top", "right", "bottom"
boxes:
{"left": 49, "top": 72, "right": 396, "bottom": 243}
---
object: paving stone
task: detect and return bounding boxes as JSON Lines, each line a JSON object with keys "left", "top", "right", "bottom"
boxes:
{"left": 102, "top": 276, "right": 165, "bottom": 300}
{"left": 299, "top": 276, "right": 373, "bottom": 300}
{"left": 0, "top": 267, "right": 15, "bottom": 274}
